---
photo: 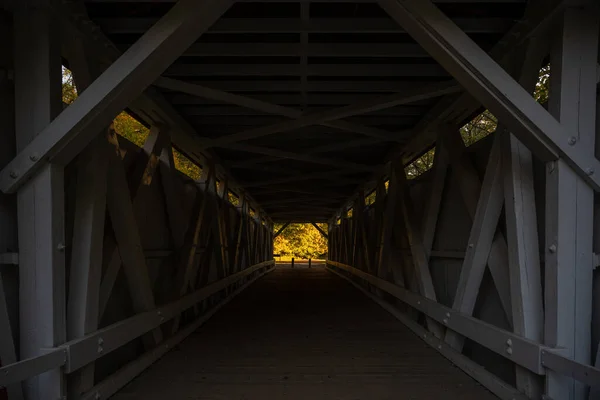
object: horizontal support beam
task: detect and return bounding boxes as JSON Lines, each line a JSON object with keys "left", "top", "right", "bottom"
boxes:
{"left": 0, "top": 349, "right": 67, "bottom": 388}
{"left": 88, "top": 0, "right": 526, "bottom": 3}
{"left": 242, "top": 170, "right": 367, "bottom": 188}
{"left": 326, "top": 261, "right": 545, "bottom": 374}
{"left": 186, "top": 115, "right": 417, "bottom": 127}
{"left": 219, "top": 143, "right": 378, "bottom": 172}
{"left": 99, "top": 17, "right": 513, "bottom": 34}
{"left": 163, "top": 80, "right": 450, "bottom": 93}
{"left": 165, "top": 63, "right": 449, "bottom": 77}
{"left": 541, "top": 349, "right": 600, "bottom": 389}
{"left": 166, "top": 93, "right": 437, "bottom": 106}
{"left": 138, "top": 42, "right": 430, "bottom": 58}
{"left": 179, "top": 105, "right": 426, "bottom": 117}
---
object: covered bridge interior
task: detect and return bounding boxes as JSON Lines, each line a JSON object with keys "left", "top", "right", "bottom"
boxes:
{"left": 0, "top": 0, "right": 600, "bottom": 399}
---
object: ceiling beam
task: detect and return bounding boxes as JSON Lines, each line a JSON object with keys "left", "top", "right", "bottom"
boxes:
{"left": 180, "top": 105, "right": 426, "bottom": 117}
{"left": 273, "top": 222, "right": 291, "bottom": 239}
{"left": 199, "top": 81, "right": 460, "bottom": 148}
{"left": 377, "top": 0, "right": 600, "bottom": 190}
{"left": 243, "top": 170, "right": 366, "bottom": 188}
{"left": 155, "top": 77, "right": 406, "bottom": 142}
{"left": 165, "top": 63, "right": 449, "bottom": 77}
{"left": 252, "top": 187, "right": 350, "bottom": 198}
{"left": 162, "top": 80, "right": 449, "bottom": 93}
{"left": 311, "top": 222, "right": 329, "bottom": 240}
{"left": 186, "top": 115, "right": 417, "bottom": 127}
{"left": 166, "top": 93, "right": 438, "bottom": 107}
{"left": 88, "top": 0, "right": 526, "bottom": 3}
{"left": 0, "top": 0, "right": 234, "bottom": 193}
{"left": 97, "top": 17, "right": 513, "bottom": 35}
{"left": 223, "top": 143, "right": 377, "bottom": 172}
{"left": 231, "top": 137, "right": 388, "bottom": 168}
{"left": 163, "top": 42, "right": 429, "bottom": 58}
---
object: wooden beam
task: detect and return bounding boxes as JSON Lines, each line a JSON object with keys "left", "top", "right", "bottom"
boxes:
{"left": 377, "top": 0, "right": 600, "bottom": 191}
{"left": 397, "top": 170, "right": 444, "bottom": 338}
{"left": 545, "top": 5, "right": 599, "bottom": 399}
{"left": 106, "top": 144, "right": 163, "bottom": 346}
{"left": 501, "top": 34, "right": 547, "bottom": 398}
{"left": 443, "top": 131, "right": 513, "bottom": 322}
{"left": 198, "top": 81, "right": 459, "bottom": 148}
{"left": 310, "top": 222, "right": 328, "bottom": 240}
{"left": 66, "top": 134, "right": 110, "bottom": 395}
{"left": 155, "top": 77, "right": 424, "bottom": 143}
{"left": 99, "top": 17, "right": 514, "bottom": 34}
{"left": 273, "top": 222, "right": 291, "bottom": 239}
{"left": 0, "top": 0, "right": 234, "bottom": 193}
{"left": 97, "top": 127, "right": 170, "bottom": 320}
{"left": 444, "top": 134, "right": 504, "bottom": 351}
{"left": 219, "top": 143, "right": 378, "bottom": 172}
{"left": 14, "top": 7, "right": 65, "bottom": 398}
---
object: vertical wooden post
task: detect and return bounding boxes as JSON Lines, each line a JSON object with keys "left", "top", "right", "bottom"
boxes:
{"left": 308, "top": 258, "right": 312, "bottom": 268}
{"left": 14, "top": 5, "right": 66, "bottom": 398}
{"left": 0, "top": 16, "right": 22, "bottom": 400}
{"left": 291, "top": 257, "right": 295, "bottom": 268}
{"left": 545, "top": 4, "right": 599, "bottom": 400}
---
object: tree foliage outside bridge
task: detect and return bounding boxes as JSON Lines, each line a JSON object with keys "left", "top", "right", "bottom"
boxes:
{"left": 273, "top": 223, "right": 328, "bottom": 259}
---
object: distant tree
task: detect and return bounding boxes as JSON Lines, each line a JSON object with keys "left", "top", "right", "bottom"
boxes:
{"left": 273, "top": 223, "right": 328, "bottom": 259}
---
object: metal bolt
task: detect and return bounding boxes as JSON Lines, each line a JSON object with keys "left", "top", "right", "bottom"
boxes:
{"left": 57, "top": 243, "right": 66, "bottom": 252}
{"left": 468, "top": 243, "right": 474, "bottom": 248}
{"left": 97, "top": 345, "right": 103, "bottom": 354}
{"left": 445, "top": 312, "right": 450, "bottom": 318}
{"left": 506, "top": 347, "right": 513, "bottom": 355}
{"left": 438, "top": 345, "right": 442, "bottom": 350}
{"left": 586, "top": 168, "right": 594, "bottom": 176}
{"left": 443, "top": 318, "right": 448, "bottom": 324}
{"left": 417, "top": 301, "right": 421, "bottom": 305}
{"left": 95, "top": 392, "right": 101, "bottom": 400}
{"left": 506, "top": 339, "right": 512, "bottom": 346}
{"left": 568, "top": 136, "right": 577, "bottom": 145}
{"left": 548, "top": 244, "right": 557, "bottom": 254}
{"left": 9, "top": 170, "right": 18, "bottom": 179}
{"left": 98, "top": 337, "right": 104, "bottom": 345}
{"left": 29, "top": 154, "right": 39, "bottom": 162}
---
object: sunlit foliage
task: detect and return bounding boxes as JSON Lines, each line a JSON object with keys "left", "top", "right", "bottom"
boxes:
{"left": 228, "top": 191, "right": 240, "bottom": 206}
{"left": 273, "top": 223, "right": 328, "bottom": 259}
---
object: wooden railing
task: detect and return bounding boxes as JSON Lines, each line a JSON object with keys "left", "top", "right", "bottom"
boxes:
{"left": 0, "top": 261, "right": 274, "bottom": 399}
{"left": 326, "top": 260, "right": 600, "bottom": 400}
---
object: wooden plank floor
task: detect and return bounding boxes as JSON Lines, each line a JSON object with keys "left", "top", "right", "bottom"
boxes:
{"left": 112, "top": 266, "right": 497, "bottom": 399}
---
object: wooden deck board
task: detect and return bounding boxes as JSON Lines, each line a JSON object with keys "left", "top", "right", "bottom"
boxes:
{"left": 111, "top": 266, "right": 497, "bottom": 399}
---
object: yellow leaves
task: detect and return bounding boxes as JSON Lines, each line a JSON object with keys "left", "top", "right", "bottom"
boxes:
{"left": 172, "top": 148, "right": 201, "bottom": 181}
{"left": 273, "top": 223, "right": 328, "bottom": 259}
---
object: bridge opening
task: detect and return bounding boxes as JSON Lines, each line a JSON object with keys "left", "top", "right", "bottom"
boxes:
{"left": 1, "top": 1, "right": 600, "bottom": 400}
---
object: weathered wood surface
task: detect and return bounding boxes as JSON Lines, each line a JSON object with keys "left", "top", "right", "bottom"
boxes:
{"left": 112, "top": 267, "right": 496, "bottom": 400}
